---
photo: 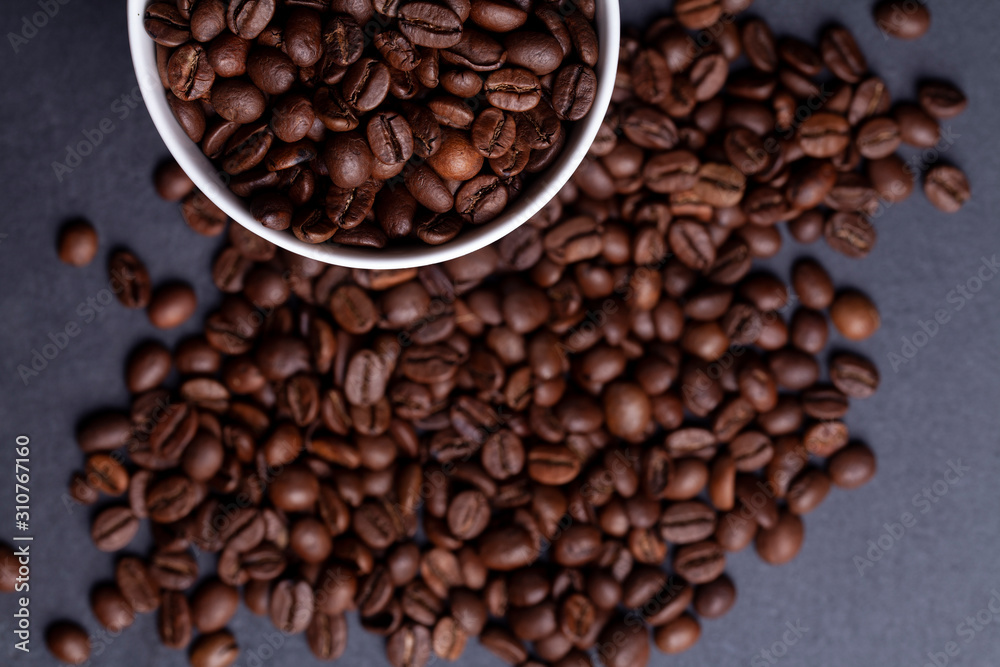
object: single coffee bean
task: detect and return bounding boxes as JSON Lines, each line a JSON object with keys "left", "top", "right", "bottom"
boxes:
{"left": 924, "top": 165, "right": 970, "bottom": 213}
{"left": 693, "top": 573, "right": 737, "bottom": 619}
{"left": 226, "top": 0, "right": 275, "bottom": 40}
{"left": 91, "top": 506, "right": 140, "bottom": 552}
{"left": 672, "top": 540, "right": 726, "bottom": 584}
{"left": 398, "top": 3, "right": 463, "bottom": 48}
{"left": 109, "top": 250, "right": 152, "bottom": 309}
{"left": 917, "top": 80, "right": 967, "bottom": 119}
{"left": 148, "top": 282, "right": 198, "bottom": 329}
{"left": 893, "top": 103, "right": 940, "bottom": 148}
{"left": 307, "top": 612, "right": 348, "bottom": 660}
{"left": 828, "top": 442, "right": 877, "bottom": 488}
{"left": 824, "top": 212, "right": 876, "bottom": 259}
{"left": 58, "top": 220, "right": 98, "bottom": 267}
{"left": 653, "top": 613, "right": 701, "bottom": 654}
{"left": 755, "top": 510, "right": 804, "bottom": 565}
{"left": 830, "top": 290, "right": 880, "bottom": 341}
{"left": 211, "top": 79, "right": 266, "bottom": 123}
{"left": 145, "top": 3, "right": 191, "bottom": 46}
{"left": 190, "top": 630, "right": 239, "bottom": 667}
{"left": 797, "top": 113, "right": 851, "bottom": 158}
{"left": 552, "top": 64, "right": 597, "bottom": 121}
{"left": 874, "top": 0, "right": 931, "bottom": 39}
{"left": 829, "top": 352, "right": 880, "bottom": 398}
{"left": 46, "top": 621, "right": 91, "bottom": 665}
{"left": 386, "top": 623, "right": 432, "bottom": 667}
{"left": 820, "top": 25, "right": 867, "bottom": 83}
{"left": 92, "top": 583, "right": 135, "bottom": 632}
{"left": 115, "top": 556, "right": 161, "bottom": 614}
{"left": 485, "top": 68, "right": 542, "bottom": 112}
{"left": 159, "top": 590, "right": 193, "bottom": 649}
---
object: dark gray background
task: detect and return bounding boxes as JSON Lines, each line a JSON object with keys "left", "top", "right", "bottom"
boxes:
{"left": 1, "top": 0, "right": 998, "bottom": 665}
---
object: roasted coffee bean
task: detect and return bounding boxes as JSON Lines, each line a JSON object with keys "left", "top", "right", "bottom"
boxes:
{"left": 115, "top": 556, "right": 161, "bottom": 613}
{"left": 308, "top": 612, "right": 349, "bottom": 660}
{"left": 918, "top": 80, "right": 967, "bottom": 119}
{"left": 924, "top": 165, "right": 971, "bottom": 213}
{"left": 874, "top": 0, "right": 931, "bottom": 39}
{"left": 109, "top": 250, "right": 152, "bottom": 309}
{"left": 552, "top": 64, "right": 597, "bottom": 121}
{"left": 226, "top": 0, "right": 275, "bottom": 40}
{"left": 91, "top": 506, "right": 140, "bottom": 552}
{"left": 820, "top": 25, "right": 867, "bottom": 83}
{"left": 755, "top": 511, "right": 804, "bottom": 565}
{"left": 653, "top": 613, "right": 701, "bottom": 654}
{"left": 829, "top": 352, "right": 880, "bottom": 398}
{"left": 830, "top": 290, "right": 880, "bottom": 341}
{"left": 145, "top": 3, "right": 191, "bottom": 46}
{"left": 798, "top": 113, "right": 851, "bottom": 158}
{"left": 824, "top": 212, "right": 876, "bottom": 259}
{"left": 190, "top": 630, "right": 239, "bottom": 667}
{"left": 856, "top": 116, "right": 901, "bottom": 159}
{"left": 211, "top": 79, "right": 266, "bottom": 123}
{"left": 386, "top": 623, "right": 432, "bottom": 667}
{"left": 46, "top": 621, "right": 91, "bottom": 665}
{"left": 828, "top": 442, "right": 877, "bottom": 488}
{"left": 270, "top": 579, "right": 315, "bottom": 633}
{"left": 92, "top": 583, "right": 135, "bottom": 632}
{"left": 485, "top": 68, "right": 542, "bottom": 112}
{"left": 58, "top": 219, "right": 99, "bottom": 267}
{"left": 191, "top": 579, "right": 240, "bottom": 633}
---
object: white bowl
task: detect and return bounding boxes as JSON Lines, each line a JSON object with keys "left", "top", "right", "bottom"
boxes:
{"left": 128, "top": 0, "right": 620, "bottom": 269}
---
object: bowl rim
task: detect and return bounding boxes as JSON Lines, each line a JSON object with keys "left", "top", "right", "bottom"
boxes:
{"left": 128, "top": 0, "right": 621, "bottom": 270}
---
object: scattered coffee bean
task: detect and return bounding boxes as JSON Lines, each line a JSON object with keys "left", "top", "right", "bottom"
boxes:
{"left": 924, "top": 165, "right": 971, "bottom": 213}
{"left": 58, "top": 220, "right": 98, "bottom": 267}
{"left": 874, "top": 1, "right": 931, "bottom": 40}
{"left": 46, "top": 621, "right": 91, "bottom": 665}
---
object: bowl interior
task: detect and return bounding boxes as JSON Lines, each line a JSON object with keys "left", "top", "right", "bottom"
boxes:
{"left": 128, "top": 0, "right": 620, "bottom": 269}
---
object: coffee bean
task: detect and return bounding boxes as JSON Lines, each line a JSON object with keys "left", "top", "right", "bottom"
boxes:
{"left": 109, "top": 250, "right": 152, "bottom": 309}
{"left": 91, "top": 506, "right": 139, "bottom": 552}
{"left": 828, "top": 442, "right": 877, "bottom": 488}
{"left": 918, "top": 80, "right": 967, "bottom": 119}
{"left": 307, "top": 612, "right": 348, "bottom": 660}
{"left": 653, "top": 613, "right": 701, "bottom": 654}
{"left": 92, "top": 583, "right": 135, "bottom": 632}
{"left": 924, "top": 165, "right": 970, "bottom": 213}
{"left": 485, "top": 68, "right": 542, "bottom": 112}
{"left": 824, "top": 212, "right": 876, "bottom": 259}
{"left": 820, "top": 25, "right": 867, "bottom": 83}
{"left": 46, "top": 621, "right": 91, "bottom": 665}
{"left": 387, "top": 623, "right": 432, "bottom": 667}
{"left": 755, "top": 511, "right": 804, "bottom": 565}
{"left": 797, "top": 113, "right": 851, "bottom": 158}
{"left": 830, "top": 290, "right": 880, "bottom": 341}
{"left": 874, "top": 1, "right": 931, "bottom": 40}
{"left": 145, "top": 3, "right": 191, "bottom": 46}
{"left": 829, "top": 352, "right": 880, "bottom": 398}
{"left": 190, "top": 630, "right": 239, "bottom": 667}
{"left": 58, "top": 219, "right": 98, "bottom": 267}
{"left": 270, "top": 579, "right": 314, "bottom": 633}
{"left": 893, "top": 103, "right": 940, "bottom": 148}
{"left": 552, "top": 64, "right": 597, "bottom": 121}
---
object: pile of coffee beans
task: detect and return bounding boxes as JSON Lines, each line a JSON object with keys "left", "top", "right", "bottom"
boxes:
{"left": 144, "top": 0, "right": 601, "bottom": 249}
{"left": 48, "top": 1, "right": 974, "bottom": 666}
